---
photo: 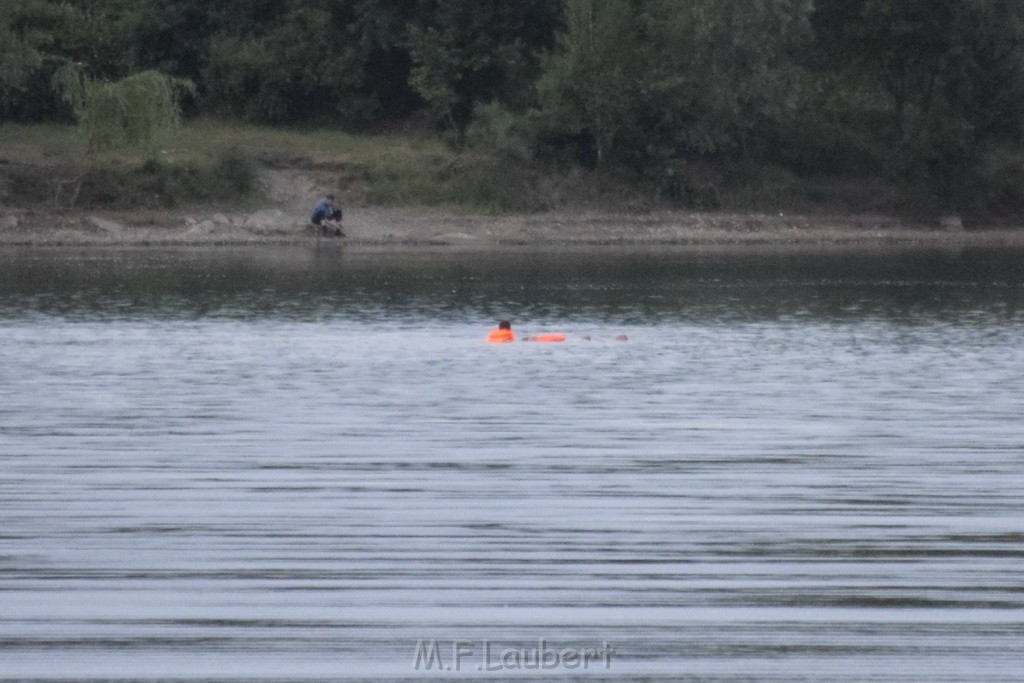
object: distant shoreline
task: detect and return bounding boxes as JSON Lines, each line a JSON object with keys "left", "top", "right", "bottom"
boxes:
{"left": 2, "top": 206, "right": 1023, "bottom": 249}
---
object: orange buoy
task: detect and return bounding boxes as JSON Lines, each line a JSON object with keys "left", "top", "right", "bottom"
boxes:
{"left": 525, "top": 333, "right": 566, "bottom": 342}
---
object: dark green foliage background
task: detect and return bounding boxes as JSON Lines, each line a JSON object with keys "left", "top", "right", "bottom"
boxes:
{"left": 4, "top": 0, "right": 1024, "bottom": 212}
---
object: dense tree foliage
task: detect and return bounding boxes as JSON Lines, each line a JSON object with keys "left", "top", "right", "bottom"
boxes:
{"left": 407, "top": 0, "right": 560, "bottom": 137}
{"left": 4, "top": 0, "right": 1024, "bottom": 208}
{"left": 537, "top": 0, "right": 811, "bottom": 169}
{"left": 811, "top": 0, "right": 1024, "bottom": 200}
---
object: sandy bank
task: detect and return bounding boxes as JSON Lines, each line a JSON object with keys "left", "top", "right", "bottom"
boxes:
{"left": 1, "top": 206, "right": 1023, "bottom": 249}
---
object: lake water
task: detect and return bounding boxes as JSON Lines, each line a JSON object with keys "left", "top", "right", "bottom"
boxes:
{"left": 1, "top": 244, "right": 1023, "bottom": 681}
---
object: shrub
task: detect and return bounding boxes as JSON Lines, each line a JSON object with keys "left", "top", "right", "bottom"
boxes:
{"left": 74, "top": 147, "right": 258, "bottom": 208}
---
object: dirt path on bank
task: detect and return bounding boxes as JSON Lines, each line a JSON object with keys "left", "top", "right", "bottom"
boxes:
{"left": 2, "top": 166, "right": 1023, "bottom": 249}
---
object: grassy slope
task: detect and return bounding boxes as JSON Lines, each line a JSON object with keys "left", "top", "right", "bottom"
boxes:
{"left": 5, "top": 120, "right": 1017, "bottom": 218}
{"left": 0, "top": 120, "right": 465, "bottom": 207}
{"left": 0, "top": 120, "right": 445, "bottom": 165}
{"left": 0, "top": 120, "right": 751, "bottom": 213}
{"left": 5, "top": 122, "right": 658, "bottom": 214}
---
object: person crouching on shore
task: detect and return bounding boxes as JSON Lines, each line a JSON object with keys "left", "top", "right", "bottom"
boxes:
{"left": 311, "top": 194, "right": 344, "bottom": 236}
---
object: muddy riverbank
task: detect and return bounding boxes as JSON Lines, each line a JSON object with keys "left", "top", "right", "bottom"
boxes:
{"left": 2, "top": 206, "right": 1022, "bottom": 249}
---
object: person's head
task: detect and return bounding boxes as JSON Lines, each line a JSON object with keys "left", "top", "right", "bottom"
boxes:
{"left": 326, "top": 194, "right": 335, "bottom": 202}
{"left": 498, "top": 320, "right": 511, "bottom": 330}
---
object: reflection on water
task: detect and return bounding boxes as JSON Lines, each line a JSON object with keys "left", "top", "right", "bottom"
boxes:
{"left": 1, "top": 246, "right": 1023, "bottom": 681}
{"left": 3, "top": 244, "right": 1024, "bottom": 322}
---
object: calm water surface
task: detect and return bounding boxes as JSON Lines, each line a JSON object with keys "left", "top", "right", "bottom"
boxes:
{"left": 1, "top": 245, "right": 1023, "bottom": 681}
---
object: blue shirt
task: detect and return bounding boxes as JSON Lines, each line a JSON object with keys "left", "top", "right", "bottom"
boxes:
{"left": 312, "top": 199, "right": 333, "bottom": 220}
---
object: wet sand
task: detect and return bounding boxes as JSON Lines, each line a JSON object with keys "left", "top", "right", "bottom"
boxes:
{"left": 1, "top": 205, "right": 1023, "bottom": 249}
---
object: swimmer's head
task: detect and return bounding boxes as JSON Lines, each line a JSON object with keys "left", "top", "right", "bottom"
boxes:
{"left": 498, "top": 320, "right": 512, "bottom": 330}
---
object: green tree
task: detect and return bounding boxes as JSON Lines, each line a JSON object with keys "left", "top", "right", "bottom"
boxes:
{"left": 644, "top": 0, "right": 812, "bottom": 157}
{"left": 1, "top": 0, "right": 146, "bottom": 121}
{"left": 200, "top": 0, "right": 419, "bottom": 126}
{"left": 813, "top": 0, "right": 1024, "bottom": 142}
{"left": 202, "top": 4, "right": 367, "bottom": 124}
{"left": 50, "top": 0, "right": 143, "bottom": 80}
{"left": 0, "top": 9, "right": 43, "bottom": 113}
{"left": 135, "top": 0, "right": 218, "bottom": 86}
{"left": 535, "top": 0, "right": 643, "bottom": 165}
{"left": 48, "top": 66, "right": 191, "bottom": 204}
{"left": 811, "top": 0, "right": 1024, "bottom": 198}
{"left": 536, "top": 0, "right": 812, "bottom": 170}
{"left": 407, "top": 0, "right": 560, "bottom": 138}
{"left": 54, "top": 67, "right": 191, "bottom": 155}
{"left": 0, "top": 0, "right": 75, "bottom": 120}
{"left": 348, "top": 0, "right": 422, "bottom": 118}
{"left": 937, "top": 0, "right": 1024, "bottom": 144}
{"left": 813, "top": 0, "right": 959, "bottom": 144}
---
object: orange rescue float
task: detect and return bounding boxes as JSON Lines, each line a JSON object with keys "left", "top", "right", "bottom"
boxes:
{"left": 524, "top": 333, "right": 566, "bottom": 342}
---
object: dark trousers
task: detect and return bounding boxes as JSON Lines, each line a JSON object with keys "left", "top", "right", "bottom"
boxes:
{"left": 312, "top": 208, "right": 342, "bottom": 225}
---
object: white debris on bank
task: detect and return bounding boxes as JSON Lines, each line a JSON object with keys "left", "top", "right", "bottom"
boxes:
{"left": 87, "top": 217, "right": 125, "bottom": 233}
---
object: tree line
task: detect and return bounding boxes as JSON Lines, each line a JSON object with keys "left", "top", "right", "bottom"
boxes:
{"left": 4, "top": 0, "right": 1024, "bottom": 209}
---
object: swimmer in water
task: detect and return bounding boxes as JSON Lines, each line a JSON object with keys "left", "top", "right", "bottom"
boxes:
{"left": 486, "top": 323, "right": 621, "bottom": 343}
{"left": 486, "top": 320, "right": 515, "bottom": 343}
